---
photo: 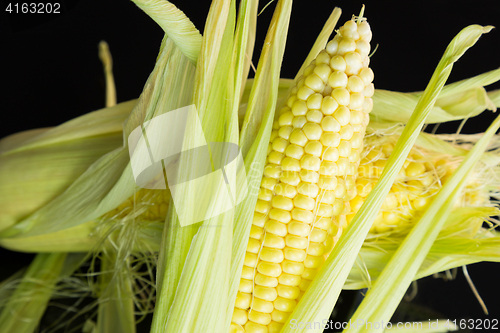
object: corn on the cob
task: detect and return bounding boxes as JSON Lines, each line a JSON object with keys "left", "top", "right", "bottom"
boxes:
{"left": 230, "top": 16, "right": 374, "bottom": 333}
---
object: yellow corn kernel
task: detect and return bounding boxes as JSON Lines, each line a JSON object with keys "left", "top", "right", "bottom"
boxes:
{"left": 274, "top": 183, "right": 297, "bottom": 198}
{"left": 281, "top": 260, "right": 305, "bottom": 275}
{"left": 257, "top": 262, "right": 282, "bottom": 278}
{"left": 268, "top": 322, "right": 284, "bottom": 333}
{"left": 254, "top": 286, "right": 278, "bottom": 302}
{"left": 278, "top": 273, "right": 301, "bottom": 287}
{"left": 244, "top": 321, "right": 268, "bottom": 333}
{"left": 232, "top": 309, "right": 248, "bottom": 326}
{"left": 273, "top": 297, "right": 297, "bottom": 312}
{"left": 251, "top": 298, "right": 274, "bottom": 314}
{"left": 271, "top": 310, "right": 290, "bottom": 324}
{"left": 235, "top": 292, "right": 252, "bottom": 309}
{"left": 246, "top": 239, "right": 261, "bottom": 254}
{"left": 241, "top": 266, "right": 255, "bottom": 280}
{"left": 263, "top": 234, "right": 285, "bottom": 249}
{"left": 255, "top": 273, "right": 278, "bottom": 288}
{"left": 244, "top": 252, "right": 258, "bottom": 267}
{"left": 264, "top": 220, "right": 288, "bottom": 237}
{"left": 277, "top": 285, "right": 301, "bottom": 300}
{"left": 284, "top": 248, "right": 306, "bottom": 262}
{"left": 239, "top": 279, "right": 253, "bottom": 293}
{"left": 259, "top": 248, "right": 284, "bottom": 264}
{"left": 304, "top": 255, "right": 325, "bottom": 269}
{"left": 230, "top": 323, "right": 245, "bottom": 333}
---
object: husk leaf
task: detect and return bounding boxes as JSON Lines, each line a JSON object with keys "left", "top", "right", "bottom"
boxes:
{"left": 371, "top": 67, "right": 500, "bottom": 125}
{"left": 96, "top": 253, "right": 136, "bottom": 333}
{"left": 131, "top": 0, "right": 202, "bottom": 64}
{"left": 0, "top": 36, "right": 194, "bottom": 239}
{"left": 0, "top": 253, "right": 67, "bottom": 333}
{"left": 0, "top": 101, "right": 130, "bottom": 233}
{"left": 151, "top": 1, "right": 238, "bottom": 332}
{"left": 0, "top": 220, "right": 98, "bottom": 252}
{"left": 345, "top": 207, "right": 500, "bottom": 289}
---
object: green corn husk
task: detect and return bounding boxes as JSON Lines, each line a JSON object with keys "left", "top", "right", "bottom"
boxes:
{"left": 0, "top": 253, "right": 66, "bottom": 333}
{"left": 95, "top": 252, "right": 136, "bottom": 333}
{"left": 371, "top": 69, "right": 499, "bottom": 125}
{"left": 346, "top": 207, "right": 500, "bottom": 290}
{"left": 281, "top": 24, "right": 495, "bottom": 333}
{"left": 0, "top": 101, "right": 132, "bottom": 233}
{"left": 0, "top": 1, "right": 500, "bottom": 333}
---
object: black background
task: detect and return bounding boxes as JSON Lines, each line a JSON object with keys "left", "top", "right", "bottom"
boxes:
{"left": 1, "top": 0, "right": 500, "bottom": 331}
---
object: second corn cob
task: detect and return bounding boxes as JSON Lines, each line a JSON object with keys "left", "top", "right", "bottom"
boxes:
{"left": 230, "top": 14, "right": 374, "bottom": 333}
{"left": 351, "top": 133, "right": 494, "bottom": 233}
